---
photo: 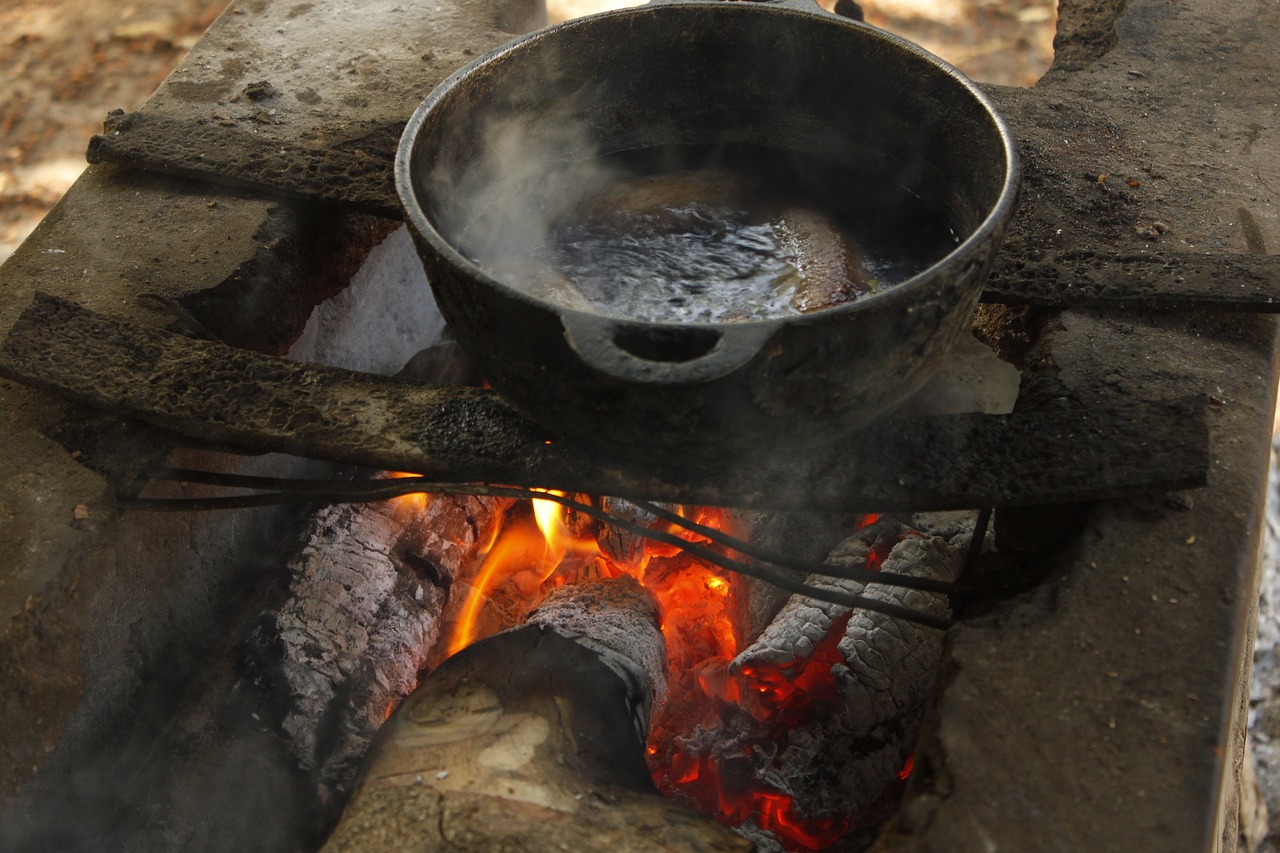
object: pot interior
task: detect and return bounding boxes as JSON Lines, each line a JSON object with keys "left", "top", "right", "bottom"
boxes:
{"left": 401, "top": 0, "right": 1016, "bottom": 323}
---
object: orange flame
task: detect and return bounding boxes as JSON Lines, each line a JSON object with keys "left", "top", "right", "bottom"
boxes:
{"left": 386, "top": 471, "right": 431, "bottom": 515}
{"left": 444, "top": 494, "right": 601, "bottom": 657}
{"left": 434, "top": 499, "right": 891, "bottom": 851}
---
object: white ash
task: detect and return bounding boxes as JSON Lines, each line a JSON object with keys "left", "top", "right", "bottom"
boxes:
{"left": 719, "top": 516, "right": 966, "bottom": 838}
{"left": 732, "top": 569, "right": 856, "bottom": 668}
{"left": 257, "top": 491, "right": 506, "bottom": 803}
{"left": 524, "top": 575, "right": 668, "bottom": 731}
{"left": 835, "top": 534, "right": 961, "bottom": 734}
{"left": 731, "top": 518, "right": 905, "bottom": 670}
{"left": 735, "top": 821, "right": 786, "bottom": 853}
{"left": 911, "top": 509, "right": 989, "bottom": 547}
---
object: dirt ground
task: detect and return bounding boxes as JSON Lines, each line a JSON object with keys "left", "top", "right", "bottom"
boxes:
{"left": 0, "top": 0, "right": 1055, "bottom": 265}
{"left": 0, "top": 1, "right": 227, "bottom": 262}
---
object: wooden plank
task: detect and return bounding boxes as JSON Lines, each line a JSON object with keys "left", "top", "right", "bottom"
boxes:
{"left": 981, "top": 252, "right": 1280, "bottom": 312}
{"left": 0, "top": 294, "right": 1208, "bottom": 511}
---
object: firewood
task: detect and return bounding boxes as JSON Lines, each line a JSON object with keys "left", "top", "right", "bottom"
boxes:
{"left": 732, "top": 517, "right": 906, "bottom": 666}
{"left": 321, "top": 577, "right": 750, "bottom": 853}
{"left": 710, "top": 518, "right": 963, "bottom": 846}
{"left": 833, "top": 533, "right": 961, "bottom": 734}
{"left": 256, "top": 489, "right": 508, "bottom": 804}
{"left": 0, "top": 293, "right": 1210, "bottom": 511}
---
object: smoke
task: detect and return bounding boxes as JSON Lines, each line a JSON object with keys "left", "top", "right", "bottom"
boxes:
{"left": 424, "top": 90, "right": 624, "bottom": 289}
{"left": 0, "top": 589, "right": 320, "bottom": 853}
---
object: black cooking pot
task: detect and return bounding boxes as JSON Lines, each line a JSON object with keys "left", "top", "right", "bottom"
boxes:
{"left": 397, "top": 0, "right": 1019, "bottom": 463}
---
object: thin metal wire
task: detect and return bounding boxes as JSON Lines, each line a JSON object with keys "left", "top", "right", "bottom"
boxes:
{"left": 631, "top": 499, "right": 966, "bottom": 595}
{"left": 145, "top": 468, "right": 964, "bottom": 593}
{"left": 124, "top": 468, "right": 954, "bottom": 629}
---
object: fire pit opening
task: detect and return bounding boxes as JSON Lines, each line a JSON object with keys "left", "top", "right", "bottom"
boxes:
{"left": 246, "top": 226, "right": 1025, "bottom": 852}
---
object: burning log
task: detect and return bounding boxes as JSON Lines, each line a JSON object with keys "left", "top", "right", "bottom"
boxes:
{"left": 731, "top": 517, "right": 908, "bottom": 677}
{"left": 321, "top": 577, "right": 750, "bottom": 853}
{"left": 657, "top": 515, "right": 967, "bottom": 851}
{"left": 830, "top": 531, "right": 962, "bottom": 735}
{"left": 251, "top": 488, "right": 508, "bottom": 805}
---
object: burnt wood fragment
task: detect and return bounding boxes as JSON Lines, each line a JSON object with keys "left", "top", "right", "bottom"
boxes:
{"left": 260, "top": 490, "right": 507, "bottom": 806}
{"left": 0, "top": 294, "right": 1209, "bottom": 512}
{"left": 696, "top": 520, "right": 965, "bottom": 848}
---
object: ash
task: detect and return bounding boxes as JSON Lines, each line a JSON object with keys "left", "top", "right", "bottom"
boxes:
{"left": 666, "top": 513, "right": 979, "bottom": 851}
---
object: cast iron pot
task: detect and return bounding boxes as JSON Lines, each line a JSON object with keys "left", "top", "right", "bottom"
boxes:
{"left": 397, "top": 0, "right": 1020, "bottom": 463}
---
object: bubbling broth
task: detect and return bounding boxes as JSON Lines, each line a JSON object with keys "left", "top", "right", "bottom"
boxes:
{"left": 482, "top": 145, "right": 959, "bottom": 324}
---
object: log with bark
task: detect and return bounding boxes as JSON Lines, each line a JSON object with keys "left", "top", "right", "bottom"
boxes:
{"left": 247, "top": 488, "right": 509, "bottom": 806}
{"left": 320, "top": 577, "right": 750, "bottom": 853}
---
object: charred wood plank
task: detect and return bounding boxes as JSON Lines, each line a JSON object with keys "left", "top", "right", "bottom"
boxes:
{"left": 88, "top": 112, "right": 405, "bottom": 220}
{"left": 981, "top": 252, "right": 1280, "bottom": 312}
{"left": 83, "top": 90, "right": 1280, "bottom": 313}
{"left": 86, "top": 116, "right": 1280, "bottom": 312}
{"left": 0, "top": 294, "right": 1209, "bottom": 512}
{"left": 80, "top": 0, "right": 540, "bottom": 223}
{"left": 321, "top": 578, "right": 749, "bottom": 853}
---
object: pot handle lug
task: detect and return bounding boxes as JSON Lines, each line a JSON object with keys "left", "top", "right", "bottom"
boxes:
{"left": 562, "top": 313, "right": 776, "bottom": 386}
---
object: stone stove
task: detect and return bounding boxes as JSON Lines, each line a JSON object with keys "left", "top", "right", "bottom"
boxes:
{"left": 0, "top": 0, "right": 1276, "bottom": 850}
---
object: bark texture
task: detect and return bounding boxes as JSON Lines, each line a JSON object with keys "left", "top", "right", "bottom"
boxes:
{"left": 322, "top": 577, "right": 749, "bottom": 853}
{"left": 254, "top": 489, "right": 507, "bottom": 803}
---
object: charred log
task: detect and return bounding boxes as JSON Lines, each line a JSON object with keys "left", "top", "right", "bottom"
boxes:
{"left": 832, "top": 533, "right": 961, "bottom": 735}
{"left": 249, "top": 488, "right": 507, "bottom": 805}
{"left": 321, "top": 577, "right": 749, "bottom": 853}
{"left": 671, "top": 516, "right": 967, "bottom": 849}
{"left": 0, "top": 293, "right": 1209, "bottom": 512}
{"left": 733, "top": 517, "right": 907, "bottom": 669}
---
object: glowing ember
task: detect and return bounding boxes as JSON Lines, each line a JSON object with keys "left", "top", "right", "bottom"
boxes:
{"left": 434, "top": 498, "right": 891, "bottom": 850}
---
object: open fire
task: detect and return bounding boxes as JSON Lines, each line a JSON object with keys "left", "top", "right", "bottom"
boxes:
{"left": 400, "top": 492, "right": 958, "bottom": 851}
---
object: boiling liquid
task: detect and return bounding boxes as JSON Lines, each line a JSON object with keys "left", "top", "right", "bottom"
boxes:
{"left": 488, "top": 146, "right": 959, "bottom": 323}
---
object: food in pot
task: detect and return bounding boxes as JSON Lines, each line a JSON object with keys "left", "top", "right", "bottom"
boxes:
{"left": 481, "top": 145, "right": 955, "bottom": 324}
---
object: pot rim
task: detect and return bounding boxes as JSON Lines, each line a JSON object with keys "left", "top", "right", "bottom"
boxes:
{"left": 395, "top": 0, "right": 1021, "bottom": 334}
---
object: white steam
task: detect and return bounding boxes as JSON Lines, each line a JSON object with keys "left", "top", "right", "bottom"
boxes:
{"left": 426, "top": 94, "right": 622, "bottom": 276}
